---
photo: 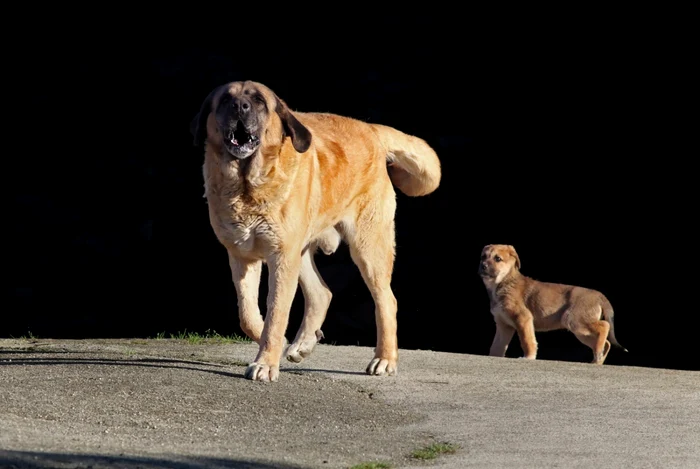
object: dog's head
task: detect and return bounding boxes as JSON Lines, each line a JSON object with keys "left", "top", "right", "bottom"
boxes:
{"left": 478, "top": 244, "right": 521, "bottom": 283}
{"left": 190, "top": 81, "right": 312, "bottom": 159}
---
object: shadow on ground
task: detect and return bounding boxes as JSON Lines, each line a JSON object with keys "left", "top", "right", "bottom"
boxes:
{"left": 0, "top": 356, "right": 244, "bottom": 379}
{"left": 0, "top": 450, "right": 307, "bottom": 469}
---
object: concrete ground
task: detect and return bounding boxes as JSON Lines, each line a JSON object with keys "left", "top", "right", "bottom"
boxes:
{"left": 0, "top": 338, "right": 698, "bottom": 469}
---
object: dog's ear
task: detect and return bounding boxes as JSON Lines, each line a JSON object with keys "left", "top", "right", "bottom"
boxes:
{"left": 507, "top": 245, "right": 521, "bottom": 270}
{"left": 190, "top": 86, "right": 222, "bottom": 147}
{"left": 275, "top": 95, "right": 312, "bottom": 153}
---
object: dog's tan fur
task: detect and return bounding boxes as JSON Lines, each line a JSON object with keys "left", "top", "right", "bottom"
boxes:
{"left": 478, "top": 244, "right": 627, "bottom": 364}
{"left": 190, "top": 81, "right": 441, "bottom": 381}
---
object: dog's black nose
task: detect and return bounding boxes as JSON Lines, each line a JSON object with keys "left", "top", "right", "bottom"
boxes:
{"left": 231, "top": 97, "right": 251, "bottom": 115}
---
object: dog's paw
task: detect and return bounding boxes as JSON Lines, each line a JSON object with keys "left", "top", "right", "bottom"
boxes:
{"left": 286, "top": 330, "right": 324, "bottom": 363}
{"left": 245, "top": 362, "right": 279, "bottom": 382}
{"left": 519, "top": 355, "right": 536, "bottom": 360}
{"left": 592, "top": 340, "right": 611, "bottom": 365}
{"left": 366, "top": 357, "right": 397, "bottom": 376}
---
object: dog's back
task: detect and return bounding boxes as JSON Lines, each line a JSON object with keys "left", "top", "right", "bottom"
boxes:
{"left": 294, "top": 112, "right": 441, "bottom": 199}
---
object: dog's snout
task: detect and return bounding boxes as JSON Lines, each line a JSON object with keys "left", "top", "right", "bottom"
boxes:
{"left": 231, "top": 97, "right": 251, "bottom": 115}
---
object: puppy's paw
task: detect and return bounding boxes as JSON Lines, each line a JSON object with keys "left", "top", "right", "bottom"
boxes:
{"left": 592, "top": 340, "right": 611, "bottom": 365}
{"left": 286, "top": 330, "right": 324, "bottom": 363}
{"left": 366, "top": 357, "right": 397, "bottom": 376}
{"left": 245, "top": 362, "right": 279, "bottom": 382}
{"left": 519, "top": 355, "right": 536, "bottom": 360}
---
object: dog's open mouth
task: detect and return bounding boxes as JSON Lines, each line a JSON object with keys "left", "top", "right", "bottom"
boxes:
{"left": 224, "top": 122, "right": 260, "bottom": 158}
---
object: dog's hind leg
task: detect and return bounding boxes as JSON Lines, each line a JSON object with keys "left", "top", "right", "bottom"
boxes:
{"left": 346, "top": 199, "right": 399, "bottom": 377}
{"left": 228, "top": 254, "right": 265, "bottom": 343}
{"left": 572, "top": 319, "right": 611, "bottom": 365}
{"left": 286, "top": 248, "right": 332, "bottom": 363}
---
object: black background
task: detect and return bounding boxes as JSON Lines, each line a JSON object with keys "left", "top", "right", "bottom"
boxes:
{"left": 11, "top": 12, "right": 697, "bottom": 371}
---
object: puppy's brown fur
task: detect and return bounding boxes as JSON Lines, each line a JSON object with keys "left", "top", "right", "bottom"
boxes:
{"left": 190, "top": 81, "right": 441, "bottom": 382}
{"left": 478, "top": 244, "right": 627, "bottom": 364}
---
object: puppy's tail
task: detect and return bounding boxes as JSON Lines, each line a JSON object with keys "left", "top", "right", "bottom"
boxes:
{"left": 371, "top": 123, "right": 442, "bottom": 197}
{"left": 601, "top": 299, "right": 628, "bottom": 352}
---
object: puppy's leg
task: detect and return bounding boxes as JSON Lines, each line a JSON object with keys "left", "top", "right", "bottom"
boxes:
{"left": 347, "top": 207, "right": 399, "bottom": 377}
{"left": 489, "top": 320, "right": 515, "bottom": 357}
{"left": 245, "top": 251, "right": 301, "bottom": 382}
{"left": 514, "top": 315, "right": 538, "bottom": 359}
{"left": 286, "top": 248, "right": 332, "bottom": 363}
{"left": 228, "top": 253, "right": 264, "bottom": 343}
{"left": 572, "top": 320, "right": 611, "bottom": 365}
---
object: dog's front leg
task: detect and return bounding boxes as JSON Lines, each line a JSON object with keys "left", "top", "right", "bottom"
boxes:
{"left": 513, "top": 312, "right": 538, "bottom": 359}
{"left": 245, "top": 251, "right": 301, "bottom": 382}
{"left": 228, "top": 253, "right": 264, "bottom": 343}
{"left": 489, "top": 319, "right": 515, "bottom": 357}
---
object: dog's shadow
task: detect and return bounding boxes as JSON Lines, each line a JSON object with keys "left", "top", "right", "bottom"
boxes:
{"left": 283, "top": 367, "right": 367, "bottom": 376}
{"left": 0, "top": 348, "right": 367, "bottom": 379}
{"left": 0, "top": 351, "right": 245, "bottom": 379}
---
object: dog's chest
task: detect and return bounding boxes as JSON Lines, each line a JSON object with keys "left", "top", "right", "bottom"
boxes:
{"left": 220, "top": 217, "right": 272, "bottom": 251}
{"left": 208, "top": 197, "right": 277, "bottom": 254}
{"left": 489, "top": 289, "right": 520, "bottom": 327}
{"left": 490, "top": 303, "right": 516, "bottom": 327}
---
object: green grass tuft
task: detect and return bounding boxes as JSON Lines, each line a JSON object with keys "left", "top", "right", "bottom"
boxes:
{"left": 11, "top": 330, "right": 39, "bottom": 340}
{"left": 151, "top": 329, "right": 251, "bottom": 344}
{"left": 410, "top": 442, "right": 459, "bottom": 460}
{"left": 349, "top": 462, "right": 392, "bottom": 469}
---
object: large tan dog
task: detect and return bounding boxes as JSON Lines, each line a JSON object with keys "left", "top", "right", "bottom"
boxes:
{"left": 478, "top": 244, "right": 627, "bottom": 364}
{"left": 190, "top": 80, "right": 441, "bottom": 382}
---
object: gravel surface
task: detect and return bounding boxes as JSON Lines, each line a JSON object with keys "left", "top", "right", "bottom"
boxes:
{"left": 1, "top": 338, "right": 698, "bottom": 469}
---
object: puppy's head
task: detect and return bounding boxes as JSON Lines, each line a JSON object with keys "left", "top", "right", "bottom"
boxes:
{"left": 478, "top": 244, "right": 521, "bottom": 283}
{"left": 190, "top": 80, "right": 312, "bottom": 159}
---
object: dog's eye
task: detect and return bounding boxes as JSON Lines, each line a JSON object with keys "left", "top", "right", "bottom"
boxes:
{"left": 252, "top": 94, "right": 266, "bottom": 105}
{"left": 494, "top": 255, "right": 502, "bottom": 262}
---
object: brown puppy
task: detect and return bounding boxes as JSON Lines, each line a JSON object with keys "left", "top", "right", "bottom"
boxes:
{"left": 190, "top": 81, "right": 441, "bottom": 382}
{"left": 478, "top": 244, "right": 627, "bottom": 364}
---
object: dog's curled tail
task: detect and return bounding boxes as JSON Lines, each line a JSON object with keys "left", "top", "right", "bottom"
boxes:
{"left": 371, "top": 123, "right": 441, "bottom": 197}
{"left": 601, "top": 298, "right": 628, "bottom": 352}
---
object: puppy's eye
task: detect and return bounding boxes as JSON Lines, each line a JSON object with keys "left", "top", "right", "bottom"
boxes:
{"left": 253, "top": 94, "right": 266, "bottom": 105}
{"left": 494, "top": 255, "right": 502, "bottom": 262}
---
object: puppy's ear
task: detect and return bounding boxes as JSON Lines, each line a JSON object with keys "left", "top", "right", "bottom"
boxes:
{"left": 275, "top": 95, "right": 312, "bottom": 153}
{"left": 507, "top": 245, "right": 521, "bottom": 270}
{"left": 190, "top": 86, "right": 222, "bottom": 147}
